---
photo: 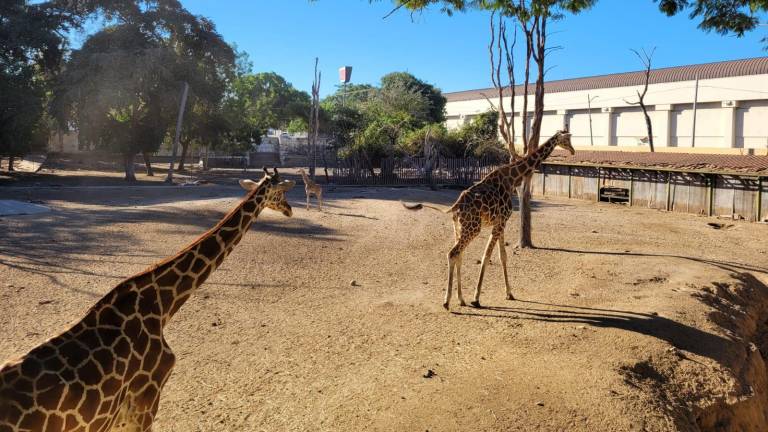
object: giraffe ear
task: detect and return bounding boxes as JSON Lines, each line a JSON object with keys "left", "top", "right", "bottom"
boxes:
{"left": 275, "top": 179, "right": 296, "bottom": 191}
{"left": 239, "top": 179, "right": 258, "bottom": 191}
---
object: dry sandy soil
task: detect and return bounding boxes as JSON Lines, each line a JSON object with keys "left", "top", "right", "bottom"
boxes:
{"left": 2, "top": 181, "right": 768, "bottom": 431}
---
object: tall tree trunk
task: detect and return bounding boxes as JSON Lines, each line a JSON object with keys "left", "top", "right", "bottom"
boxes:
{"left": 642, "top": 107, "right": 655, "bottom": 152}
{"left": 124, "top": 153, "right": 137, "bottom": 182}
{"left": 178, "top": 141, "right": 189, "bottom": 171}
{"left": 7, "top": 156, "right": 14, "bottom": 172}
{"left": 142, "top": 151, "right": 154, "bottom": 176}
{"left": 517, "top": 176, "right": 534, "bottom": 249}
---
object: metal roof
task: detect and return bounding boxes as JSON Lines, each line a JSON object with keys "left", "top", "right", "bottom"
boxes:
{"left": 445, "top": 57, "right": 768, "bottom": 102}
{"left": 545, "top": 150, "right": 768, "bottom": 175}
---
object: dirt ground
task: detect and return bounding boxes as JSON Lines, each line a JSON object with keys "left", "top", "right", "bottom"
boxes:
{"left": 2, "top": 181, "right": 768, "bottom": 431}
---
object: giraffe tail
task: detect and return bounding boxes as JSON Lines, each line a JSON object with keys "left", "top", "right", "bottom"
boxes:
{"left": 401, "top": 201, "right": 452, "bottom": 213}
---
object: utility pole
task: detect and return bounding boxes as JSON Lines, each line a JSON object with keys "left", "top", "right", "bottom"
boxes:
{"left": 165, "top": 81, "right": 190, "bottom": 184}
{"left": 691, "top": 75, "right": 699, "bottom": 148}
{"left": 587, "top": 94, "right": 598, "bottom": 147}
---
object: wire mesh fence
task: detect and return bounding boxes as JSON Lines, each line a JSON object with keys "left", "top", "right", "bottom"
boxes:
{"left": 332, "top": 155, "right": 505, "bottom": 186}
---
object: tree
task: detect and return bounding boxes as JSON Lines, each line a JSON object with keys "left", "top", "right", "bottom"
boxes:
{"left": 395, "top": 0, "right": 596, "bottom": 248}
{"left": 53, "top": 0, "right": 235, "bottom": 180}
{"left": 0, "top": 0, "right": 70, "bottom": 170}
{"left": 223, "top": 72, "right": 310, "bottom": 151}
{"left": 381, "top": 72, "right": 447, "bottom": 123}
{"left": 656, "top": 0, "right": 768, "bottom": 44}
{"left": 624, "top": 48, "right": 656, "bottom": 152}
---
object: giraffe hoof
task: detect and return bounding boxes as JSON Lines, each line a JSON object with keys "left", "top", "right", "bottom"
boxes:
{"left": 442, "top": 302, "right": 450, "bottom": 310}
{"left": 470, "top": 301, "right": 481, "bottom": 308}
{"left": 506, "top": 294, "right": 515, "bottom": 301}
{"left": 459, "top": 301, "right": 467, "bottom": 307}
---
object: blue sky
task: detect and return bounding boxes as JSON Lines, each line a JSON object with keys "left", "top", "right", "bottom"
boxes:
{"left": 73, "top": 1, "right": 768, "bottom": 97}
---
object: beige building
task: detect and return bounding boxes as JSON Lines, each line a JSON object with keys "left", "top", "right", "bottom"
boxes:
{"left": 444, "top": 57, "right": 768, "bottom": 155}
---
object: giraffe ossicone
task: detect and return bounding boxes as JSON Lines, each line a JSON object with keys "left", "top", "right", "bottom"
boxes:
{"left": 0, "top": 168, "right": 294, "bottom": 432}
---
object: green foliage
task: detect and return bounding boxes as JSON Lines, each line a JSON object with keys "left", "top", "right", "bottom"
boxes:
{"left": 380, "top": 72, "right": 446, "bottom": 123}
{"left": 397, "top": 111, "right": 505, "bottom": 159}
{"left": 656, "top": 0, "right": 768, "bottom": 42}
{"left": 52, "top": 0, "right": 236, "bottom": 179}
{"left": 223, "top": 72, "right": 310, "bottom": 150}
{"left": 286, "top": 118, "right": 309, "bottom": 134}
{"left": 0, "top": 0, "right": 70, "bottom": 157}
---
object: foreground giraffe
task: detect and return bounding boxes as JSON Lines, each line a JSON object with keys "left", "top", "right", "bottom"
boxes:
{"left": 406, "top": 131, "right": 573, "bottom": 310}
{"left": 0, "top": 168, "right": 295, "bottom": 432}
{"left": 297, "top": 168, "right": 323, "bottom": 211}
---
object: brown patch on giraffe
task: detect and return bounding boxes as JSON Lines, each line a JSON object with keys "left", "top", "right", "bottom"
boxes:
{"left": 78, "top": 388, "right": 100, "bottom": 423}
{"left": 98, "top": 307, "right": 123, "bottom": 328}
{"left": 138, "top": 289, "right": 161, "bottom": 316}
{"left": 36, "top": 381, "right": 65, "bottom": 408}
{"left": 58, "top": 381, "right": 84, "bottom": 412}
{"left": 45, "top": 413, "right": 64, "bottom": 431}
{"left": 77, "top": 360, "right": 101, "bottom": 387}
{"left": 112, "top": 337, "right": 130, "bottom": 360}
{"left": 18, "top": 408, "right": 46, "bottom": 430}
{"left": 58, "top": 341, "right": 89, "bottom": 369}
{"left": 191, "top": 257, "right": 207, "bottom": 274}
{"left": 175, "top": 253, "right": 194, "bottom": 274}
{"left": 155, "top": 268, "right": 181, "bottom": 288}
{"left": 100, "top": 376, "right": 121, "bottom": 397}
{"left": 91, "top": 349, "right": 114, "bottom": 375}
{"left": 198, "top": 236, "right": 221, "bottom": 259}
{"left": 20, "top": 357, "right": 43, "bottom": 379}
{"left": 35, "top": 372, "right": 60, "bottom": 392}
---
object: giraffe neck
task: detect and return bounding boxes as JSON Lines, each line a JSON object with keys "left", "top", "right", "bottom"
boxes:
{"left": 91, "top": 179, "right": 271, "bottom": 328}
{"left": 519, "top": 135, "right": 559, "bottom": 177}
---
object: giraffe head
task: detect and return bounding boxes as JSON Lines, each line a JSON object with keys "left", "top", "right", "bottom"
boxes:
{"left": 554, "top": 129, "right": 575, "bottom": 155}
{"left": 239, "top": 167, "right": 295, "bottom": 217}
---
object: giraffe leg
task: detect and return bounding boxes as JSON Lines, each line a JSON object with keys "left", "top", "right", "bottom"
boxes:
{"left": 471, "top": 233, "right": 498, "bottom": 308}
{"left": 456, "top": 253, "right": 466, "bottom": 306}
{"left": 318, "top": 191, "right": 323, "bottom": 211}
{"left": 306, "top": 191, "right": 310, "bottom": 210}
{"left": 497, "top": 230, "right": 513, "bottom": 300}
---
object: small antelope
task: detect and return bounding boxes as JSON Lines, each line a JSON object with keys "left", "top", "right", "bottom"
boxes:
{"left": 298, "top": 168, "right": 323, "bottom": 211}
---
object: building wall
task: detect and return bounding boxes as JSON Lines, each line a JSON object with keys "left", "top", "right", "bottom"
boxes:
{"left": 445, "top": 73, "right": 768, "bottom": 154}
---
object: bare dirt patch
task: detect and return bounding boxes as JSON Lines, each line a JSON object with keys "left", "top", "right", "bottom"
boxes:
{"left": 1, "top": 185, "right": 767, "bottom": 431}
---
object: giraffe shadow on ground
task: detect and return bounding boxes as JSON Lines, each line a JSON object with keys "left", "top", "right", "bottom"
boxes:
{"left": 451, "top": 299, "right": 735, "bottom": 365}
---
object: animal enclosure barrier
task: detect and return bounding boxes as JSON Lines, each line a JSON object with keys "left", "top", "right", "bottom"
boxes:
{"left": 334, "top": 156, "right": 767, "bottom": 222}
{"left": 333, "top": 156, "right": 505, "bottom": 187}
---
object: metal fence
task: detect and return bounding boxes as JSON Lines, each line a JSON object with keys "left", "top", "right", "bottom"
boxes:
{"left": 332, "top": 156, "right": 505, "bottom": 186}
{"left": 332, "top": 155, "right": 767, "bottom": 222}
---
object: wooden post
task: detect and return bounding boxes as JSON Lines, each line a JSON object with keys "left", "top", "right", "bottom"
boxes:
{"left": 628, "top": 170, "right": 634, "bottom": 206}
{"left": 541, "top": 166, "right": 546, "bottom": 197}
{"left": 567, "top": 166, "right": 572, "bottom": 199}
{"left": 708, "top": 175, "right": 715, "bottom": 217}
{"left": 758, "top": 177, "right": 763, "bottom": 222}
{"left": 665, "top": 171, "right": 671, "bottom": 211}
{"left": 596, "top": 167, "right": 601, "bottom": 202}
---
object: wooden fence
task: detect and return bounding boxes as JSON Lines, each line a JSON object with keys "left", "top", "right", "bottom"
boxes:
{"left": 332, "top": 156, "right": 767, "bottom": 222}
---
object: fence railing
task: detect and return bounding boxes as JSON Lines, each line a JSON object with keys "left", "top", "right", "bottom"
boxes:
{"left": 332, "top": 156, "right": 505, "bottom": 186}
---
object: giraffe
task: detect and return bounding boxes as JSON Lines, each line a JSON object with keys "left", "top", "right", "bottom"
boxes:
{"left": 297, "top": 168, "right": 323, "bottom": 211}
{"left": 0, "top": 168, "right": 295, "bottom": 432}
{"left": 444, "top": 130, "right": 573, "bottom": 310}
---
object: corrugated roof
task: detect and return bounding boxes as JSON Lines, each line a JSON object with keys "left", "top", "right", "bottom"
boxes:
{"left": 545, "top": 150, "right": 768, "bottom": 174}
{"left": 445, "top": 57, "right": 768, "bottom": 102}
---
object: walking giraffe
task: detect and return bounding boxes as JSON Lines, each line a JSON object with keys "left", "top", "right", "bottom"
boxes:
{"left": 297, "top": 168, "right": 323, "bottom": 211}
{"left": 0, "top": 168, "right": 294, "bottom": 432}
{"left": 410, "top": 131, "right": 573, "bottom": 310}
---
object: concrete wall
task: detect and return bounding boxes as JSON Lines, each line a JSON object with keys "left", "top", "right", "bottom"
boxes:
{"left": 445, "top": 74, "right": 768, "bottom": 154}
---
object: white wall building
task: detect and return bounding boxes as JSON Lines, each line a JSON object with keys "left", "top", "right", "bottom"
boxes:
{"left": 444, "top": 57, "right": 768, "bottom": 155}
